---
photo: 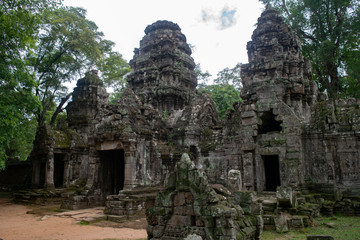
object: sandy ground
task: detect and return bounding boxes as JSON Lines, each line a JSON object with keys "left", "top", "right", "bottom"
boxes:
{"left": 0, "top": 198, "right": 147, "bottom": 240}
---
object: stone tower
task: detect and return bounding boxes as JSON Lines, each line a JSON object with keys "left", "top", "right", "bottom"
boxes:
{"left": 241, "top": 5, "right": 317, "bottom": 120}
{"left": 127, "top": 20, "right": 197, "bottom": 113}
{"left": 238, "top": 5, "right": 318, "bottom": 191}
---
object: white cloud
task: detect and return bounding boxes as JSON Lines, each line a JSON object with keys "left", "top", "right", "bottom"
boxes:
{"left": 62, "top": 0, "right": 264, "bottom": 81}
{"left": 201, "top": 5, "right": 238, "bottom": 30}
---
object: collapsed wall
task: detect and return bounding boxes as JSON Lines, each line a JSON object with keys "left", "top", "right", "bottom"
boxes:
{"left": 146, "top": 153, "right": 262, "bottom": 240}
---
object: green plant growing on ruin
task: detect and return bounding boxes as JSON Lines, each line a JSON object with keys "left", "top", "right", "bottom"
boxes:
{"left": 161, "top": 110, "right": 168, "bottom": 122}
{"left": 199, "top": 128, "right": 216, "bottom": 153}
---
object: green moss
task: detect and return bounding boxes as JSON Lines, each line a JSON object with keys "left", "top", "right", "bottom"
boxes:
{"left": 312, "top": 101, "right": 332, "bottom": 131}
{"left": 53, "top": 130, "right": 70, "bottom": 148}
{"left": 199, "top": 128, "right": 216, "bottom": 153}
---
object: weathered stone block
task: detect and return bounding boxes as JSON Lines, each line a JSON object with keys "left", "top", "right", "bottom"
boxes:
{"left": 276, "top": 186, "right": 293, "bottom": 208}
{"left": 274, "top": 213, "right": 289, "bottom": 233}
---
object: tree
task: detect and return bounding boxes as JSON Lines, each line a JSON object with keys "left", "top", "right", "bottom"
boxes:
{"left": 199, "top": 84, "right": 241, "bottom": 119}
{"left": 259, "top": 0, "right": 360, "bottom": 99}
{"left": 0, "top": 3, "right": 129, "bottom": 170}
{"left": 214, "top": 63, "right": 242, "bottom": 90}
{"left": 197, "top": 63, "right": 242, "bottom": 120}
{"left": 31, "top": 6, "right": 129, "bottom": 128}
{"left": 195, "top": 63, "right": 212, "bottom": 87}
{"left": 0, "top": 0, "right": 60, "bottom": 169}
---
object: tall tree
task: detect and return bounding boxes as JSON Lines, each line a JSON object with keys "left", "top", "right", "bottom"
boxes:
{"left": 0, "top": 0, "right": 60, "bottom": 169}
{"left": 260, "top": 0, "right": 360, "bottom": 99}
{"left": 0, "top": 3, "right": 129, "bottom": 170}
{"left": 31, "top": 6, "right": 129, "bottom": 128}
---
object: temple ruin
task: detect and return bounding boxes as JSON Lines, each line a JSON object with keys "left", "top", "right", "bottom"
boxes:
{"left": 1, "top": 5, "right": 360, "bottom": 239}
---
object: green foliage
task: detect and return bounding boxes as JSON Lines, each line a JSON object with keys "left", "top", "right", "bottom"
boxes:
{"left": 161, "top": 110, "right": 168, "bottom": 122}
{"left": 78, "top": 220, "right": 90, "bottom": 225}
{"left": 214, "top": 63, "right": 242, "bottom": 90}
{"left": 0, "top": 1, "right": 129, "bottom": 169}
{"left": 260, "top": 0, "right": 360, "bottom": 99}
{"left": 199, "top": 84, "right": 241, "bottom": 119}
{"left": 99, "top": 51, "right": 130, "bottom": 91}
{"left": 0, "top": 0, "right": 58, "bottom": 169}
{"left": 194, "top": 63, "right": 212, "bottom": 85}
{"left": 196, "top": 63, "right": 242, "bottom": 120}
{"left": 31, "top": 6, "right": 130, "bottom": 126}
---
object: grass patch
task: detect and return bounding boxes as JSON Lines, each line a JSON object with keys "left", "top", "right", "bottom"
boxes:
{"left": 262, "top": 215, "right": 360, "bottom": 240}
{"left": 78, "top": 220, "right": 90, "bottom": 225}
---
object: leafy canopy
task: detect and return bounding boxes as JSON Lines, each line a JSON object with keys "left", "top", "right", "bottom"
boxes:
{"left": 197, "top": 63, "right": 242, "bottom": 119}
{"left": 0, "top": 1, "right": 130, "bottom": 170}
{"left": 31, "top": 6, "right": 129, "bottom": 127}
{"left": 0, "top": 0, "right": 60, "bottom": 169}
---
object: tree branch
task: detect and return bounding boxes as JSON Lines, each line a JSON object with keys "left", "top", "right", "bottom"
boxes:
{"left": 282, "top": 0, "right": 294, "bottom": 26}
{"left": 50, "top": 93, "right": 72, "bottom": 127}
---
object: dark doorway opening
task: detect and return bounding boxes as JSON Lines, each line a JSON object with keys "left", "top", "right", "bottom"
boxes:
{"left": 100, "top": 150, "right": 125, "bottom": 196}
{"left": 258, "top": 111, "right": 282, "bottom": 134}
{"left": 54, "top": 154, "right": 65, "bottom": 188}
{"left": 263, "top": 155, "right": 281, "bottom": 191}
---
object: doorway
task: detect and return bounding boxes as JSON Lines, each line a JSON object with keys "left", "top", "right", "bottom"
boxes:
{"left": 100, "top": 150, "right": 125, "bottom": 196}
{"left": 262, "top": 155, "right": 281, "bottom": 191}
{"left": 54, "top": 154, "right": 65, "bottom": 188}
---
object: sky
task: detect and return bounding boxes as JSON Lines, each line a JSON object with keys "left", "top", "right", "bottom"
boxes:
{"left": 63, "top": 0, "right": 265, "bottom": 81}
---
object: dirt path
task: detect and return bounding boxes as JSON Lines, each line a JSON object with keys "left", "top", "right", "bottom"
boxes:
{"left": 0, "top": 198, "right": 147, "bottom": 240}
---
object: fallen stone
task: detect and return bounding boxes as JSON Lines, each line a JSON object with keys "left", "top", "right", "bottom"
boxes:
{"left": 324, "top": 222, "right": 337, "bottom": 228}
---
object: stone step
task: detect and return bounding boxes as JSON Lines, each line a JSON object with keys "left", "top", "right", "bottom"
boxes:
{"left": 257, "top": 191, "right": 277, "bottom": 197}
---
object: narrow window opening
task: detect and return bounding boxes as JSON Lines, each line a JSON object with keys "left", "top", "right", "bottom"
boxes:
{"left": 258, "top": 111, "right": 282, "bottom": 134}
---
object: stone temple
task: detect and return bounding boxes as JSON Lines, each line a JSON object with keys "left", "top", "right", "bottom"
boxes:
{"left": 1, "top": 5, "right": 360, "bottom": 239}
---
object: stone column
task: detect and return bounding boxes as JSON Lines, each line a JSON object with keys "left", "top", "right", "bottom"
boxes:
{"left": 123, "top": 151, "right": 136, "bottom": 189}
{"left": 31, "top": 159, "right": 41, "bottom": 187}
{"left": 44, "top": 149, "right": 55, "bottom": 190}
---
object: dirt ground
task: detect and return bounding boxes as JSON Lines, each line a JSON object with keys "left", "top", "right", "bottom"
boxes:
{"left": 0, "top": 197, "right": 147, "bottom": 240}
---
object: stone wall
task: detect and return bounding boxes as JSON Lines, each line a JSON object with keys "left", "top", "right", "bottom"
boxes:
{"left": 303, "top": 97, "right": 360, "bottom": 200}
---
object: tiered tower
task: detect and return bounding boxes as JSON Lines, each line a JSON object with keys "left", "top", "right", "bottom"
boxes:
{"left": 127, "top": 20, "right": 197, "bottom": 113}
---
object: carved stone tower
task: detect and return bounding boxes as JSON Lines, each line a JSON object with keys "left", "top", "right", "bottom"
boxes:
{"left": 238, "top": 5, "right": 318, "bottom": 191}
{"left": 241, "top": 5, "right": 317, "bottom": 120}
{"left": 127, "top": 20, "right": 197, "bottom": 113}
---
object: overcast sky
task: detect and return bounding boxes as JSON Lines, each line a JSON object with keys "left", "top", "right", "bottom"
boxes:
{"left": 63, "top": 0, "right": 265, "bottom": 81}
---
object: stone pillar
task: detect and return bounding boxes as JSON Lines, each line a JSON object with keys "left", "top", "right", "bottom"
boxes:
{"left": 85, "top": 151, "right": 97, "bottom": 190}
{"left": 31, "top": 159, "right": 41, "bottom": 187}
{"left": 63, "top": 159, "right": 70, "bottom": 187}
{"left": 124, "top": 152, "right": 136, "bottom": 189}
{"left": 44, "top": 149, "right": 55, "bottom": 190}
